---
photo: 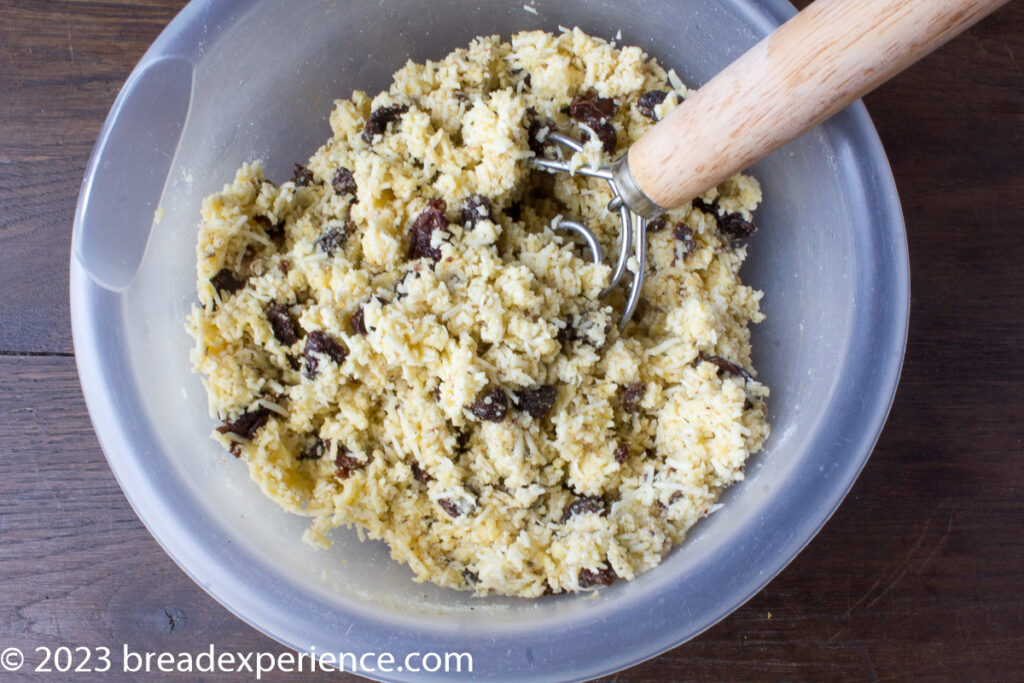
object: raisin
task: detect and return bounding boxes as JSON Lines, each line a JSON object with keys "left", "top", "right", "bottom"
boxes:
{"left": 393, "top": 271, "right": 418, "bottom": 299}
{"left": 569, "top": 94, "right": 617, "bottom": 121}
{"left": 335, "top": 447, "right": 364, "bottom": 479}
{"left": 646, "top": 216, "right": 667, "bottom": 233}
{"left": 718, "top": 213, "right": 758, "bottom": 242}
{"left": 298, "top": 437, "right": 330, "bottom": 461}
{"left": 210, "top": 268, "right": 245, "bottom": 295}
{"left": 362, "top": 104, "right": 409, "bottom": 143}
{"left": 303, "top": 331, "right": 347, "bottom": 379}
{"left": 637, "top": 90, "right": 668, "bottom": 120}
{"left": 524, "top": 107, "right": 549, "bottom": 155}
{"left": 701, "top": 355, "right": 753, "bottom": 382}
{"left": 292, "top": 164, "right": 315, "bottom": 187}
{"left": 266, "top": 303, "right": 299, "bottom": 345}
{"left": 578, "top": 567, "right": 616, "bottom": 588}
{"left": 569, "top": 95, "right": 618, "bottom": 154}
{"left": 350, "top": 306, "right": 367, "bottom": 336}
{"left": 216, "top": 406, "right": 272, "bottom": 440}
{"left": 410, "top": 461, "right": 430, "bottom": 483}
{"left": 331, "top": 167, "right": 357, "bottom": 197}
{"left": 469, "top": 387, "right": 508, "bottom": 422}
{"left": 613, "top": 441, "right": 630, "bottom": 464}
{"left": 555, "top": 317, "right": 577, "bottom": 344}
{"left": 461, "top": 194, "right": 493, "bottom": 227}
{"left": 510, "top": 68, "right": 532, "bottom": 89}
{"left": 674, "top": 222, "right": 696, "bottom": 263}
{"left": 314, "top": 225, "right": 348, "bottom": 256}
{"left": 438, "top": 498, "right": 462, "bottom": 518}
{"left": 454, "top": 427, "right": 471, "bottom": 454}
{"left": 408, "top": 199, "right": 448, "bottom": 261}
{"left": 622, "top": 382, "right": 647, "bottom": 413}
{"left": 513, "top": 385, "right": 558, "bottom": 419}
{"left": 692, "top": 197, "right": 718, "bottom": 215}
{"left": 463, "top": 569, "right": 479, "bottom": 585}
{"left": 668, "top": 491, "right": 683, "bottom": 505}
{"left": 560, "top": 496, "right": 606, "bottom": 523}
{"left": 278, "top": 260, "right": 291, "bottom": 275}
{"left": 228, "top": 443, "right": 242, "bottom": 458}
{"left": 253, "top": 215, "right": 285, "bottom": 241}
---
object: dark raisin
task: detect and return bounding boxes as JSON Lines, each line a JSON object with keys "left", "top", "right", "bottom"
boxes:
{"left": 578, "top": 567, "right": 616, "bottom": 588}
{"left": 569, "top": 95, "right": 618, "bottom": 154}
{"left": 314, "top": 225, "right": 348, "bottom": 256}
{"left": 525, "top": 107, "right": 549, "bottom": 155}
{"left": 461, "top": 194, "right": 493, "bottom": 227}
{"left": 266, "top": 303, "right": 299, "bottom": 345}
{"left": 253, "top": 215, "right": 284, "bottom": 241}
{"left": 462, "top": 569, "right": 479, "bottom": 585}
{"left": 216, "top": 406, "right": 272, "bottom": 440}
{"left": 298, "top": 437, "right": 330, "bottom": 461}
{"left": 335, "top": 448, "right": 364, "bottom": 479}
{"left": 668, "top": 491, "right": 683, "bottom": 505}
{"left": 228, "top": 443, "right": 242, "bottom": 458}
{"left": 637, "top": 90, "right": 668, "bottom": 120}
{"left": 569, "top": 94, "right": 617, "bottom": 120}
{"left": 362, "top": 104, "right": 409, "bottom": 143}
{"left": 331, "top": 167, "right": 357, "bottom": 197}
{"left": 408, "top": 199, "right": 448, "bottom": 261}
{"left": 278, "top": 260, "right": 291, "bottom": 275}
{"left": 438, "top": 498, "right": 462, "bottom": 518}
{"left": 673, "top": 223, "right": 693, "bottom": 243}
{"left": 692, "top": 197, "right": 718, "bottom": 214}
{"left": 673, "top": 222, "right": 696, "bottom": 263}
{"left": 292, "top": 164, "right": 315, "bottom": 187}
{"left": 432, "top": 385, "right": 441, "bottom": 402}
{"left": 469, "top": 387, "right": 508, "bottom": 422}
{"left": 350, "top": 306, "right": 367, "bottom": 336}
{"left": 622, "top": 382, "right": 647, "bottom": 413}
{"left": 393, "top": 271, "right": 418, "bottom": 299}
{"left": 303, "top": 331, "right": 347, "bottom": 379}
{"left": 718, "top": 213, "right": 758, "bottom": 242}
{"left": 510, "top": 68, "right": 532, "bottom": 89}
{"left": 646, "top": 216, "right": 667, "bottom": 233}
{"left": 513, "top": 385, "right": 558, "bottom": 419}
{"left": 210, "top": 268, "right": 245, "bottom": 295}
{"left": 701, "top": 355, "right": 753, "bottom": 382}
{"left": 454, "top": 427, "right": 471, "bottom": 454}
{"left": 560, "top": 496, "right": 606, "bottom": 523}
{"left": 410, "top": 461, "right": 430, "bottom": 483}
{"left": 556, "top": 318, "right": 577, "bottom": 344}
{"left": 613, "top": 441, "right": 630, "bottom": 464}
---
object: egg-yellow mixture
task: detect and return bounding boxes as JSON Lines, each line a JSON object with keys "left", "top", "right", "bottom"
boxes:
{"left": 187, "top": 29, "right": 769, "bottom": 597}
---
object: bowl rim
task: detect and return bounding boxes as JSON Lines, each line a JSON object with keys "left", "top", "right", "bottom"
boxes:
{"left": 70, "top": 0, "right": 909, "bottom": 680}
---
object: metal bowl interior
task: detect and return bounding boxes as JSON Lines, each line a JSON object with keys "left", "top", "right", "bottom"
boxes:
{"left": 70, "top": 0, "right": 908, "bottom": 680}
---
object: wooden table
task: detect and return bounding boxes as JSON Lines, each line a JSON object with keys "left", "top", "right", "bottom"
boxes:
{"left": 1, "top": 1, "right": 1021, "bottom": 680}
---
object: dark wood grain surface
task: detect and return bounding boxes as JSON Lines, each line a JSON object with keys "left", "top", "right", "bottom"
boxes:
{"left": 1, "top": 1, "right": 1022, "bottom": 680}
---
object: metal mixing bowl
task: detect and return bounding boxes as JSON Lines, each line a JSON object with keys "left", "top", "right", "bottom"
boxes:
{"left": 71, "top": 1, "right": 909, "bottom": 679}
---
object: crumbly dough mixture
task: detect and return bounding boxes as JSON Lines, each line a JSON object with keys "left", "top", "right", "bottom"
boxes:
{"left": 187, "top": 29, "right": 769, "bottom": 597}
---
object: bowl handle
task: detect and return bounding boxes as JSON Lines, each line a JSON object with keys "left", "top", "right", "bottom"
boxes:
{"left": 72, "top": 55, "right": 193, "bottom": 292}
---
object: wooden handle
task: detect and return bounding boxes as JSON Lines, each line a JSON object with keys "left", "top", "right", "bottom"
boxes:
{"left": 627, "top": 0, "right": 1010, "bottom": 211}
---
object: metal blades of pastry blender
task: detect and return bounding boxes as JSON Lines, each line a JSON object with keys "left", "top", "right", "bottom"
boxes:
{"left": 529, "top": 131, "right": 646, "bottom": 329}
